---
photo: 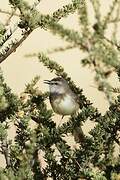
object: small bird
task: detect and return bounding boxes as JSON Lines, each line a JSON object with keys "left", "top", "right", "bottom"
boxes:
{"left": 44, "top": 77, "right": 84, "bottom": 143}
{"left": 44, "top": 77, "right": 79, "bottom": 118}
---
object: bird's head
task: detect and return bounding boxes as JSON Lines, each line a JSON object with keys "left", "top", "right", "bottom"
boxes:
{"left": 44, "top": 77, "right": 69, "bottom": 94}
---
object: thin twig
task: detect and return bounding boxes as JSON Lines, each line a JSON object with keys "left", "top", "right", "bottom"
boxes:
{"left": 103, "top": 0, "right": 118, "bottom": 29}
{"left": 0, "top": 30, "right": 32, "bottom": 63}
{"left": 109, "top": 17, "right": 120, "bottom": 23}
{"left": 0, "top": 9, "right": 19, "bottom": 17}
{"left": 46, "top": 44, "right": 76, "bottom": 54}
{"left": 103, "top": 35, "right": 120, "bottom": 49}
{"left": 0, "top": 0, "right": 42, "bottom": 63}
{"left": 5, "top": 8, "right": 17, "bottom": 26}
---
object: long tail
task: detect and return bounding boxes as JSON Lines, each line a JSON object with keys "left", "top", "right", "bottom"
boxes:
{"left": 73, "top": 125, "right": 85, "bottom": 143}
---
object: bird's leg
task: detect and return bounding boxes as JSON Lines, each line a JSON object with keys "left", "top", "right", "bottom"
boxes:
{"left": 71, "top": 114, "right": 85, "bottom": 143}
{"left": 58, "top": 115, "right": 64, "bottom": 127}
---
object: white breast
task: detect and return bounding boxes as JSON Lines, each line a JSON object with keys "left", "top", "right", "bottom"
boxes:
{"left": 53, "top": 94, "right": 79, "bottom": 115}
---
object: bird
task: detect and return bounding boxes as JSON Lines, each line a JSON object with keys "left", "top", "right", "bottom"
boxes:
{"left": 44, "top": 77, "right": 85, "bottom": 143}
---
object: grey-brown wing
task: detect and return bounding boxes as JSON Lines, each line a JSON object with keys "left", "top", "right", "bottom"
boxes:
{"left": 70, "top": 89, "right": 79, "bottom": 105}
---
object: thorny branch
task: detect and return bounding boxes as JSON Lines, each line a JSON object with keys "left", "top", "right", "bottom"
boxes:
{"left": 0, "top": 30, "right": 32, "bottom": 63}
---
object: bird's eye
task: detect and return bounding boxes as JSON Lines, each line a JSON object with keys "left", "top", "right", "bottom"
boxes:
{"left": 54, "top": 83, "right": 58, "bottom": 85}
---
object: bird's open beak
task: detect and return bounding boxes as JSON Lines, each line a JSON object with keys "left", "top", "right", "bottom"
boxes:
{"left": 44, "top": 80, "right": 51, "bottom": 84}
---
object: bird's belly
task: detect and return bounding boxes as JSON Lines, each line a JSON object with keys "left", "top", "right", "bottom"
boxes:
{"left": 52, "top": 95, "right": 79, "bottom": 115}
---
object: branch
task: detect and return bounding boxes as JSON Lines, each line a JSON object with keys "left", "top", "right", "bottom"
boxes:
{"left": 46, "top": 44, "right": 76, "bottom": 54}
{"left": 31, "top": 0, "right": 42, "bottom": 10}
{"left": 103, "top": 35, "right": 120, "bottom": 50}
{"left": 0, "top": 30, "right": 32, "bottom": 63}
{"left": 0, "top": 9, "right": 19, "bottom": 17}
{"left": 0, "top": 24, "right": 18, "bottom": 47}
{"left": 5, "top": 8, "right": 17, "bottom": 26}
{"left": 103, "top": 0, "right": 119, "bottom": 29}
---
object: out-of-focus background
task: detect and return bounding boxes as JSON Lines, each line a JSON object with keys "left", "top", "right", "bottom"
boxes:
{"left": 0, "top": 0, "right": 119, "bottom": 167}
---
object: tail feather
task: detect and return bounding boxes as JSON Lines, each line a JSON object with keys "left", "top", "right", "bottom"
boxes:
{"left": 73, "top": 126, "right": 85, "bottom": 143}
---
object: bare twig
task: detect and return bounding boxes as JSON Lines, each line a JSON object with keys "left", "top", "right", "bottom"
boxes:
{"left": 46, "top": 44, "right": 76, "bottom": 54}
{"left": 5, "top": 8, "right": 17, "bottom": 26}
{"left": 0, "top": 9, "right": 19, "bottom": 17}
{"left": 103, "top": 0, "right": 119, "bottom": 29}
{"left": 25, "top": 44, "right": 77, "bottom": 57}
